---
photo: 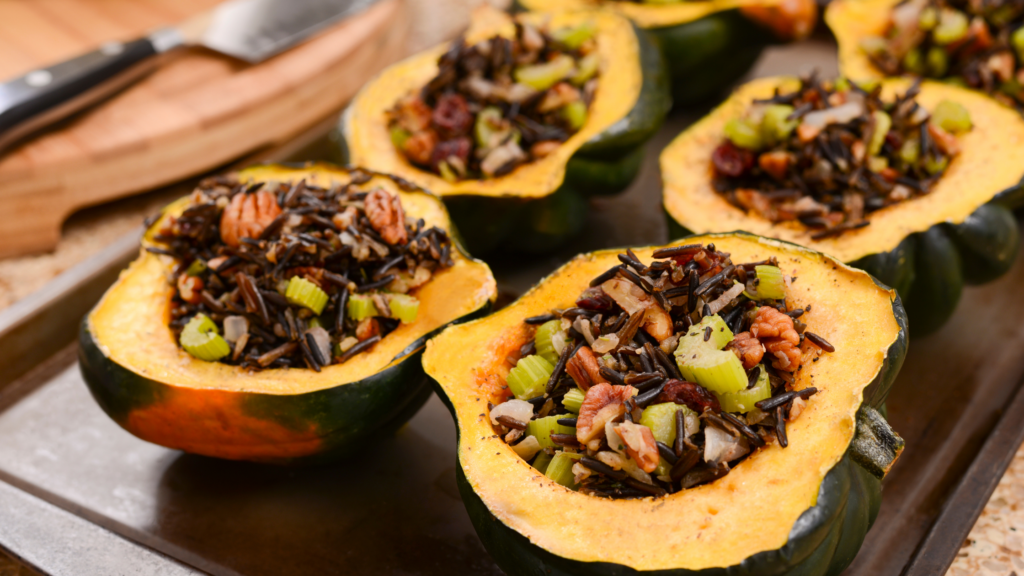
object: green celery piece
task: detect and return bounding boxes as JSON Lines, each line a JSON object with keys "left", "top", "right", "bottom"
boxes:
{"left": 533, "top": 451, "right": 553, "bottom": 474}
{"left": 686, "top": 349, "right": 749, "bottom": 394}
{"left": 639, "top": 402, "right": 694, "bottom": 445}
{"left": 1014, "top": 26, "right": 1024, "bottom": 61}
{"left": 388, "top": 294, "right": 420, "bottom": 323}
{"left": 902, "top": 48, "right": 924, "bottom": 74}
{"left": 562, "top": 101, "right": 588, "bottom": 131}
{"left": 185, "top": 259, "right": 207, "bottom": 276}
{"left": 307, "top": 316, "right": 323, "bottom": 330}
{"left": 534, "top": 319, "right": 562, "bottom": 364}
{"left": 748, "top": 265, "right": 785, "bottom": 300}
{"left": 528, "top": 415, "right": 576, "bottom": 448}
{"left": 674, "top": 314, "right": 735, "bottom": 383}
{"left": 545, "top": 452, "right": 583, "bottom": 488}
{"left": 562, "top": 388, "right": 586, "bottom": 414}
{"left": 761, "top": 105, "right": 797, "bottom": 145}
{"left": 180, "top": 314, "right": 230, "bottom": 361}
{"left": 900, "top": 138, "right": 920, "bottom": 164}
{"left": 926, "top": 46, "right": 948, "bottom": 77}
{"left": 286, "top": 277, "right": 328, "bottom": 315}
{"left": 552, "top": 21, "right": 595, "bottom": 50}
{"left": 868, "top": 111, "right": 891, "bottom": 156}
{"left": 390, "top": 126, "right": 411, "bottom": 149}
{"left": 932, "top": 100, "right": 972, "bottom": 134}
{"left": 437, "top": 161, "right": 458, "bottom": 183}
{"left": 474, "top": 106, "right": 505, "bottom": 149}
{"left": 724, "top": 118, "right": 763, "bottom": 150}
{"left": 919, "top": 6, "right": 938, "bottom": 30}
{"left": 515, "top": 55, "right": 575, "bottom": 91}
{"left": 716, "top": 365, "right": 771, "bottom": 413}
{"left": 570, "top": 53, "right": 600, "bottom": 85}
{"left": 347, "top": 294, "right": 379, "bottom": 321}
{"left": 933, "top": 9, "right": 968, "bottom": 45}
{"left": 924, "top": 154, "right": 949, "bottom": 175}
{"left": 507, "top": 355, "right": 555, "bottom": 400}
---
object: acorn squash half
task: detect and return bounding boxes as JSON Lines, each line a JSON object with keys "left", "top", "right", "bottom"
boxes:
{"left": 423, "top": 233, "right": 907, "bottom": 575}
{"left": 826, "top": 0, "right": 920, "bottom": 85}
{"left": 662, "top": 77, "right": 1024, "bottom": 335}
{"left": 515, "top": 0, "right": 818, "bottom": 104}
{"left": 79, "top": 163, "right": 497, "bottom": 465}
{"left": 340, "top": 6, "right": 670, "bottom": 255}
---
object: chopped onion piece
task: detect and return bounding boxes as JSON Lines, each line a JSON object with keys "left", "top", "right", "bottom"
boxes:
{"left": 490, "top": 399, "right": 535, "bottom": 425}
{"left": 801, "top": 101, "right": 865, "bottom": 128}
{"left": 704, "top": 426, "right": 750, "bottom": 466}
{"left": 600, "top": 278, "right": 648, "bottom": 315}
{"left": 707, "top": 282, "right": 746, "bottom": 315}
{"left": 573, "top": 317, "right": 596, "bottom": 345}
{"left": 307, "top": 327, "right": 331, "bottom": 363}
{"left": 591, "top": 334, "right": 619, "bottom": 355}
{"left": 511, "top": 435, "right": 542, "bottom": 460}
{"left": 605, "top": 420, "right": 627, "bottom": 454}
{"left": 222, "top": 316, "right": 249, "bottom": 343}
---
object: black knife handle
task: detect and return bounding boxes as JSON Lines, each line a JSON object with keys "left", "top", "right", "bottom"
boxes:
{"left": 0, "top": 36, "right": 173, "bottom": 152}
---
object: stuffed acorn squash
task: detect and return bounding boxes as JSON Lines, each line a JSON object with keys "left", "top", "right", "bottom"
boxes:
{"left": 662, "top": 75, "right": 1024, "bottom": 335}
{"left": 79, "top": 163, "right": 496, "bottom": 464}
{"left": 424, "top": 233, "right": 906, "bottom": 575}
{"left": 340, "top": 6, "right": 670, "bottom": 254}
{"left": 515, "top": 0, "right": 818, "bottom": 104}
{"left": 828, "top": 0, "right": 1024, "bottom": 110}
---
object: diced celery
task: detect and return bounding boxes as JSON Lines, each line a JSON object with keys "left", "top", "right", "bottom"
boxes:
{"left": 545, "top": 452, "right": 583, "bottom": 488}
{"left": 535, "top": 319, "right": 562, "bottom": 364}
{"left": 528, "top": 415, "right": 576, "bottom": 448}
{"left": 902, "top": 48, "right": 924, "bottom": 74}
{"left": 639, "top": 403, "right": 694, "bottom": 445}
{"left": 562, "top": 387, "right": 586, "bottom": 414}
{"left": 674, "top": 315, "right": 736, "bottom": 383}
{"left": 868, "top": 156, "right": 888, "bottom": 172}
{"left": 900, "top": 138, "right": 920, "bottom": 164}
{"left": 654, "top": 458, "right": 672, "bottom": 478}
{"left": 749, "top": 265, "right": 785, "bottom": 300}
{"left": 515, "top": 55, "right": 575, "bottom": 91}
{"left": 388, "top": 293, "right": 419, "bottom": 324}
{"left": 507, "top": 355, "right": 555, "bottom": 400}
{"left": 570, "top": 53, "right": 600, "bottom": 85}
{"left": 552, "top": 21, "right": 595, "bottom": 50}
{"left": 761, "top": 105, "right": 798, "bottom": 145}
{"left": 180, "top": 314, "right": 230, "bottom": 362}
{"left": 932, "top": 100, "right": 972, "bottom": 134}
{"left": 924, "top": 154, "right": 949, "bottom": 174}
{"left": 724, "top": 118, "right": 763, "bottom": 150}
{"left": 868, "top": 111, "right": 891, "bottom": 156}
{"left": 716, "top": 365, "right": 771, "bottom": 413}
{"left": 933, "top": 9, "right": 968, "bottom": 45}
{"left": 533, "top": 451, "right": 553, "bottom": 473}
{"left": 437, "top": 161, "right": 457, "bottom": 183}
{"left": 1014, "top": 26, "right": 1024, "bottom": 61}
{"left": 926, "top": 46, "right": 948, "bottom": 77}
{"left": 834, "top": 77, "right": 851, "bottom": 92}
{"left": 286, "top": 277, "right": 328, "bottom": 315}
{"left": 685, "top": 349, "right": 749, "bottom": 394}
{"left": 919, "top": 6, "right": 938, "bottom": 30}
{"left": 561, "top": 101, "right": 588, "bottom": 131}
{"left": 347, "top": 294, "right": 379, "bottom": 321}
{"left": 390, "top": 126, "right": 411, "bottom": 149}
{"left": 475, "top": 106, "right": 505, "bottom": 149}
{"left": 185, "top": 259, "right": 207, "bottom": 276}
{"left": 307, "top": 317, "right": 323, "bottom": 330}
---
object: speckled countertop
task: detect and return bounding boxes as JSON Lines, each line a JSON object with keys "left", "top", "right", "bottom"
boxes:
{"left": 0, "top": 2, "right": 1018, "bottom": 574}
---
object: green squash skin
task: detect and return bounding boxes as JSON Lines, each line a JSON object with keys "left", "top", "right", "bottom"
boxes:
{"left": 667, "top": 189, "right": 1023, "bottom": 337}
{"left": 336, "top": 23, "right": 670, "bottom": 255}
{"left": 430, "top": 233, "right": 908, "bottom": 575}
{"left": 646, "top": 10, "right": 772, "bottom": 106}
{"left": 79, "top": 295, "right": 492, "bottom": 466}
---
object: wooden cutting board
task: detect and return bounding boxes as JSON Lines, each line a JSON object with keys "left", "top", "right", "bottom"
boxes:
{"left": 0, "top": 0, "right": 409, "bottom": 258}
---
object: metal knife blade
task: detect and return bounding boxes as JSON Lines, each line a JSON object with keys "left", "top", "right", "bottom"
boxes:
{"left": 0, "top": 0, "right": 377, "bottom": 153}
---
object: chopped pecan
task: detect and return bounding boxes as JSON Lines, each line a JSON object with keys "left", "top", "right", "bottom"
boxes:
{"left": 219, "top": 190, "right": 282, "bottom": 248}
{"left": 642, "top": 302, "right": 673, "bottom": 342}
{"left": 566, "top": 346, "right": 608, "bottom": 391}
{"left": 365, "top": 188, "right": 408, "bottom": 245}
{"left": 530, "top": 140, "right": 562, "bottom": 158}
{"left": 355, "top": 318, "right": 380, "bottom": 342}
{"left": 657, "top": 379, "right": 721, "bottom": 413}
{"left": 758, "top": 151, "right": 793, "bottom": 181}
{"left": 402, "top": 130, "right": 438, "bottom": 166}
{"left": 614, "top": 421, "right": 659, "bottom": 473}
{"left": 740, "top": 0, "right": 817, "bottom": 40}
{"left": 927, "top": 122, "right": 960, "bottom": 156}
{"left": 725, "top": 331, "right": 765, "bottom": 370}
{"left": 735, "top": 189, "right": 777, "bottom": 220}
{"left": 750, "top": 306, "right": 801, "bottom": 372}
{"left": 176, "top": 274, "right": 203, "bottom": 304}
{"left": 392, "top": 95, "right": 433, "bottom": 132}
{"left": 576, "top": 384, "right": 636, "bottom": 445}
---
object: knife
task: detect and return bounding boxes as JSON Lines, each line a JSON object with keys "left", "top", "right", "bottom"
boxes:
{"left": 0, "top": 0, "right": 377, "bottom": 153}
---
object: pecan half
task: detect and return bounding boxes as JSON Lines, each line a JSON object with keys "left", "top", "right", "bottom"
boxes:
{"left": 566, "top": 346, "right": 608, "bottom": 391}
{"left": 176, "top": 274, "right": 203, "bottom": 304}
{"left": 219, "top": 190, "right": 282, "bottom": 248}
{"left": 365, "top": 188, "right": 408, "bottom": 245}
{"left": 750, "top": 306, "right": 801, "bottom": 372}
{"left": 725, "top": 331, "right": 765, "bottom": 370}
{"left": 576, "top": 383, "right": 636, "bottom": 445}
{"left": 356, "top": 318, "right": 380, "bottom": 342}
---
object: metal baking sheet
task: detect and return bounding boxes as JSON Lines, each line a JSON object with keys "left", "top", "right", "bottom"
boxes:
{"left": 2, "top": 38, "right": 1024, "bottom": 575}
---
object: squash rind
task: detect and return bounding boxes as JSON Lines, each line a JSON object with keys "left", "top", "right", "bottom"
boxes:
{"left": 79, "top": 163, "right": 497, "bottom": 464}
{"left": 425, "top": 233, "right": 907, "bottom": 573}
{"left": 662, "top": 77, "right": 1024, "bottom": 335}
{"left": 342, "top": 7, "right": 670, "bottom": 253}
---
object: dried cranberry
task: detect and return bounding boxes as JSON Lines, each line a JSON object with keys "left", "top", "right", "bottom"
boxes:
{"left": 429, "top": 137, "right": 472, "bottom": 171}
{"left": 884, "top": 131, "right": 902, "bottom": 150}
{"left": 432, "top": 93, "right": 473, "bottom": 137}
{"left": 657, "top": 379, "right": 721, "bottom": 413}
{"left": 576, "top": 287, "right": 614, "bottom": 311}
{"left": 711, "top": 142, "right": 754, "bottom": 178}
